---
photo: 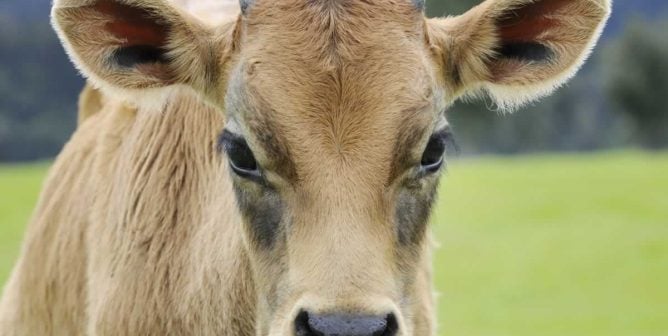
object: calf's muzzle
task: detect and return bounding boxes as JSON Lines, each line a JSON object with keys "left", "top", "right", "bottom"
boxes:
{"left": 294, "top": 311, "right": 399, "bottom": 336}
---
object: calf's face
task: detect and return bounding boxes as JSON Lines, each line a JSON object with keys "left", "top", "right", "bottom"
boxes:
{"left": 51, "top": 0, "right": 610, "bottom": 334}
{"left": 219, "top": 2, "right": 446, "bottom": 334}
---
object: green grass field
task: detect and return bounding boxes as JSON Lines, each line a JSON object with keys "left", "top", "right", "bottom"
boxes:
{"left": 1, "top": 152, "right": 667, "bottom": 335}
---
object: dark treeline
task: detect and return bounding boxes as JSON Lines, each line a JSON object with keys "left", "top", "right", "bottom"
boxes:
{"left": 0, "top": 2, "right": 83, "bottom": 161}
{"left": 0, "top": 0, "right": 667, "bottom": 162}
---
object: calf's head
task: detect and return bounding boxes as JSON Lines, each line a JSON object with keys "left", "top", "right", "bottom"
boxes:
{"left": 52, "top": 0, "right": 610, "bottom": 334}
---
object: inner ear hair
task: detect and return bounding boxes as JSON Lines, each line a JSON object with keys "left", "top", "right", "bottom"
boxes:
{"left": 496, "top": 41, "right": 554, "bottom": 62}
{"left": 92, "top": 0, "right": 172, "bottom": 69}
{"left": 492, "top": 0, "right": 571, "bottom": 63}
{"left": 112, "top": 45, "right": 168, "bottom": 68}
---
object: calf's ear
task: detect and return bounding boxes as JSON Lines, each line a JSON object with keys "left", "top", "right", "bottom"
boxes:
{"left": 427, "top": 0, "right": 611, "bottom": 110}
{"left": 51, "top": 0, "right": 238, "bottom": 94}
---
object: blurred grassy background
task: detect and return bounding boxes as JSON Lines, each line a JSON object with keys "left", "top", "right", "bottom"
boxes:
{"left": 432, "top": 151, "right": 668, "bottom": 335}
{"left": 2, "top": 152, "right": 666, "bottom": 335}
{"left": 0, "top": 163, "right": 48, "bottom": 283}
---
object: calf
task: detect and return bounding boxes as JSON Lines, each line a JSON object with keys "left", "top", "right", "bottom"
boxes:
{"left": 0, "top": 0, "right": 610, "bottom": 335}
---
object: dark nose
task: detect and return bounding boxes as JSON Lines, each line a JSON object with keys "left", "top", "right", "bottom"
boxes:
{"left": 295, "top": 311, "right": 398, "bottom": 336}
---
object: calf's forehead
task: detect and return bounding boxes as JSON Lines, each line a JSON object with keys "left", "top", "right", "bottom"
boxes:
{"left": 235, "top": 0, "right": 433, "bottom": 111}
{"left": 225, "top": 1, "right": 439, "bottom": 178}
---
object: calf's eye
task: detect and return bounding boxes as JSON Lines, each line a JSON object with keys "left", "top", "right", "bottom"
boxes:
{"left": 420, "top": 132, "right": 448, "bottom": 173}
{"left": 219, "top": 130, "right": 261, "bottom": 179}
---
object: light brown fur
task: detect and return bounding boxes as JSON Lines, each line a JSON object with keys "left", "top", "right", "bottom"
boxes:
{"left": 0, "top": 0, "right": 610, "bottom": 335}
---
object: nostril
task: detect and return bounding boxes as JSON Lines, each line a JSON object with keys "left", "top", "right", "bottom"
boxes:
{"left": 382, "top": 314, "right": 399, "bottom": 336}
{"left": 294, "top": 311, "right": 313, "bottom": 336}
{"left": 384, "top": 313, "right": 399, "bottom": 336}
{"left": 294, "top": 310, "right": 398, "bottom": 336}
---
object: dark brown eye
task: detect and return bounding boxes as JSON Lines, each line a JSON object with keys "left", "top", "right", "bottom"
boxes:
{"left": 218, "top": 130, "right": 261, "bottom": 179}
{"left": 420, "top": 131, "right": 448, "bottom": 173}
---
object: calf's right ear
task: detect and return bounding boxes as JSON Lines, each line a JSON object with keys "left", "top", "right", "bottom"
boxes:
{"left": 51, "top": 0, "right": 238, "bottom": 94}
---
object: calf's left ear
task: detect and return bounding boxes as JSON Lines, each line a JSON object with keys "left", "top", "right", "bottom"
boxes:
{"left": 427, "top": 0, "right": 611, "bottom": 109}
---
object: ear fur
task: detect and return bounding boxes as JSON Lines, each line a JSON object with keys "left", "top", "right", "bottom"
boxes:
{"left": 51, "top": 0, "right": 239, "bottom": 101}
{"left": 427, "top": 0, "right": 612, "bottom": 110}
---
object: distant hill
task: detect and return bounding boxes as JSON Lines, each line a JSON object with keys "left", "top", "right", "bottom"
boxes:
{"left": 0, "top": 0, "right": 50, "bottom": 22}
{"left": 606, "top": 0, "right": 668, "bottom": 36}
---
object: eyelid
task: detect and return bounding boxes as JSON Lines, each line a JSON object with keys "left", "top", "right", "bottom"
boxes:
{"left": 217, "top": 130, "right": 244, "bottom": 153}
{"left": 444, "top": 130, "right": 459, "bottom": 154}
{"left": 432, "top": 127, "right": 458, "bottom": 154}
{"left": 432, "top": 127, "right": 451, "bottom": 142}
